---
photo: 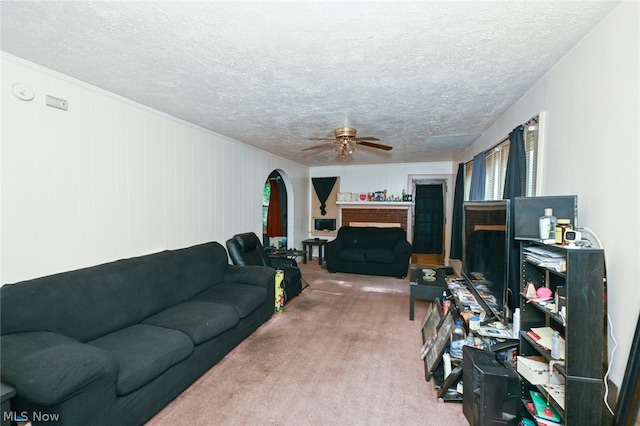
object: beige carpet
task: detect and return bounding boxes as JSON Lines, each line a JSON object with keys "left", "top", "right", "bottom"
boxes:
{"left": 147, "top": 262, "right": 468, "bottom": 426}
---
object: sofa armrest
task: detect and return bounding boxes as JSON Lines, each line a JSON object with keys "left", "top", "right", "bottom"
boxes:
{"left": 271, "top": 257, "right": 298, "bottom": 269}
{"left": 325, "top": 238, "right": 345, "bottom": 257}
{"left": 222, "top": 264, "right": 276, "bottom": 290}
{"left": 0, "top": 331, "right": 117, "bottom": 406}
{"left": 393, "top": 239, "right": 413, "bottom": 257}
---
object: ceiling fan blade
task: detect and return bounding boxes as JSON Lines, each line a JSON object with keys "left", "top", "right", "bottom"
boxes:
{"left": 354, "top": 136, "right": 380, "bottom": 141}
{"left": 309, "top": 137, "right": 335, "bottom": 141}
{"left": 302, "top": 143, "right": 335, "bottom": 151}
{"left": 357, "top": 141, "right": 393, "bottom": 151}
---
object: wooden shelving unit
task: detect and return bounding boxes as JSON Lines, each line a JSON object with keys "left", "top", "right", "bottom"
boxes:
{"left": 517, "top": 239, "right": 606, "bottom": 425}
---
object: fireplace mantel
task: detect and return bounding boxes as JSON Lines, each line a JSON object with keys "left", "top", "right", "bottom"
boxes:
{"left": 336, "top": 202, "right": 414, "bottom": 209}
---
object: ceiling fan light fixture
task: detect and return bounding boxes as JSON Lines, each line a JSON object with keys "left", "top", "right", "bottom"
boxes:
{"left": 346, "top": 144, "right": 354, "bottom": 155}
{"left": 334, "top": 126, "right": 357, "bottom": 139}
{"left": 305, "top": 126, "right": 390, "bottom": 158}
{"left": 335, "top": 141, "right": 354, "bottom": 156}
{"left": 334, "top": 127, "right": 358, "bottom": 156}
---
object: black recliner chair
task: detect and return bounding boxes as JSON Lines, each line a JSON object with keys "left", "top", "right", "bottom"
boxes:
{"left": 226, "top": 232, "right": 302, "bottom": 304}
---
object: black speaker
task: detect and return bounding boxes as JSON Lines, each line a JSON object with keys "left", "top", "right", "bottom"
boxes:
{"left": 462, "top": 346, "right": 521, "bottom": 426}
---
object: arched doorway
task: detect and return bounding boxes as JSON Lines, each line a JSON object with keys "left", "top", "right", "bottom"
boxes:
{"left": 263, "top": 170, "right": 291, "bottom": 249}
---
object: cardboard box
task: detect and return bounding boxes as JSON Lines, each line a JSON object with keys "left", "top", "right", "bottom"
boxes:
{"left": 517, "top": 356, "right": 550, "bottom": 384}
{"left": 517, "top": 356, "right": 564, "bottom": 386}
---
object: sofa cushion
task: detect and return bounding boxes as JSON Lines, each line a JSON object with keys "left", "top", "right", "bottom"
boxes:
{"left": 337, "top": 248, "right": 367, "bottom": 262}
{"left": 175, "top": 242, "right": 230, "bottom": 298}
{"left": 143, "top": 301, "right": 240, "bottom": 344}
{"left": 0, "top": 250, "right": 186, "bottom": 342}
{"left": 365, "top": 249, "right": 397, "bottom": 264}
{"left": 1, "top": 331, "right": 117, "bottom": 406}
{"left": 195, "top": 283, "right": 267, "bottom": 318}
{"left": 88, "top": 324, "right": 193, "bottom": 396}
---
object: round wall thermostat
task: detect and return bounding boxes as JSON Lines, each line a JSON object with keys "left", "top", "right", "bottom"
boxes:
{"left": 12, "top": 83, "right": 35, "bottom": 101}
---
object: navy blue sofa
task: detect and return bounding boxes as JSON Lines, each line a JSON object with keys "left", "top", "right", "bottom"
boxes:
{"left": 325, "top": 226, "right": 413, "bottom": 278}
{"left": 0, "top": 242, "right": 275, "bottom": 425}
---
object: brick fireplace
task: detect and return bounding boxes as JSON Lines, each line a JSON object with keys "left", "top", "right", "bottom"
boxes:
{"left": 337, "top": 202, "right": 414, "bottom": 241}
{"left": 341, "top": 208, "right": 408, "bottom": 231}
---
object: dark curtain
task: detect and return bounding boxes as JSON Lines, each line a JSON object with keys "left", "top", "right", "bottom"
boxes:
{"left": 450, "top": 163, "right": 465, "bottom": 260}
{"left": 503, "top": 125, "right": 526, "bottom": 199}
{"left": 312, "top": 177, "right": 337, "bottom": 216}
{"left": 469, "top": 152, "right": 486, "bottom": 200}
{"left": 413, "top": 184, "right": 444, "bottom": 254}
{"left": 266, "top": 180, "right": 283, "bottom": 237}
{"left": 277, "top": 178, "right": 287, "bottom": 236}
{"left": 503, "top": 125, "right": 526, "bottom": 311}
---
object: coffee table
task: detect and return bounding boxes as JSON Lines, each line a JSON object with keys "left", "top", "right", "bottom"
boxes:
{"left": 269, "top": 249, "right": 307, "bottom": 264}
{"left": 409, "top": 265, "right": 448, "bottom": 320}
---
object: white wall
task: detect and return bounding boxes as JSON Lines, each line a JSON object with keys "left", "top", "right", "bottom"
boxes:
{"left": 459, "top": 2, "right": 639, "bottom": 390}
{"left": 1, "top": 54, "right": 309, "bottom": 284}
{"left": 311, "top": 161, "right": 454, "bottom": 196}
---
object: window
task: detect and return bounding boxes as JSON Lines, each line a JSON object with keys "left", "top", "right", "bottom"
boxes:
{"left": 524, "top": 123, "right": 538, "bottom": 197}
{"left": 464, "top": 161, "right": 473, "bottom": 201}
{"left": 262, "top": 182, "right": 270, "bottom": 232}
{"left": 464, "top": 115, "right": 539, "bottom": 200}
{"left": 485, "top": 142, "right": 510, "bottom": 200}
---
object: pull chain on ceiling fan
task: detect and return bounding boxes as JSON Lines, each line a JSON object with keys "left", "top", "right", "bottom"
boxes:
{"left": 303, "top": 126, "right": 392, "bottom": 156}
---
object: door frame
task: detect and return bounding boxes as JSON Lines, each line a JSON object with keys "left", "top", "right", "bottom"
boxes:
{"left": 407, "top": 174, "right": 452, "bottom": 264}
{"left": 264, "top": 169, "right": 295, "bottom": 249}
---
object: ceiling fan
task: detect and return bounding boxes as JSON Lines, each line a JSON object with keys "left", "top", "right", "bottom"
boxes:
{"left": 303, "top": 127, "right": 393, "bottom": 156}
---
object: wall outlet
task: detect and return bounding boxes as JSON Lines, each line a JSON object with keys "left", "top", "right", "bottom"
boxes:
{"left": 46, "top": 95, "right": 68, "bottom": 111}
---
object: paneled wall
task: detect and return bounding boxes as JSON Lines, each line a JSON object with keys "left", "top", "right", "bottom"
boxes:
{"left": 1, "top": 54, "right": 309, "bottom": 283}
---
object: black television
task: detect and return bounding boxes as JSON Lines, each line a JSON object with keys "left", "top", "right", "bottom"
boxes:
{"left": 462, "top": 200, "right": 511, "bottom": 325}
{"left": 314, "top": 218, "right": 336, "bottom": 231}
{"left": 462, "top": 346, "right": 521, "bottom": 425}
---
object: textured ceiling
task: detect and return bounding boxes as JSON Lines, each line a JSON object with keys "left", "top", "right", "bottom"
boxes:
{"left": 1, "top": 1, "right": 620, "bottom": 166}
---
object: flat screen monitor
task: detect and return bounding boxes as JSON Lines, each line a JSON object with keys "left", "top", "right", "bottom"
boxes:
{"left": 462, "top": 200, "right": 510, "bottom": 325}
{"left": 513, "top": 195, "right": 578, "bottom": 240}
{"left": 314, "top": 218, "right": 336, "bottom": 231}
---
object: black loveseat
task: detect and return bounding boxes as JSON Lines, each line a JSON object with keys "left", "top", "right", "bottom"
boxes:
{"left": 0, "top": 242, "right": 275, "bottom": 426}
{"left": 325, "top": 226, "right": 413, "bottom": 278}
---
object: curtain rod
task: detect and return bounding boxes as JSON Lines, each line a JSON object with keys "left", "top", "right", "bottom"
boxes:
{"left": 466, "top": 114, "right": 539, "bottom": 165}
{"left": 482, "top": 135, "right": 510, "bottom": 156}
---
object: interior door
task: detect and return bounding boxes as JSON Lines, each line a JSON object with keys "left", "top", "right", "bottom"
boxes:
{"left": 412, "top": 182, "right": 445, "bottom": 265}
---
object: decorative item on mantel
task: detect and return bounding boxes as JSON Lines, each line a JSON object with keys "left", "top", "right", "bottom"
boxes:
{"left": 337, "top": 190, "right": 412, "bottom": 202}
